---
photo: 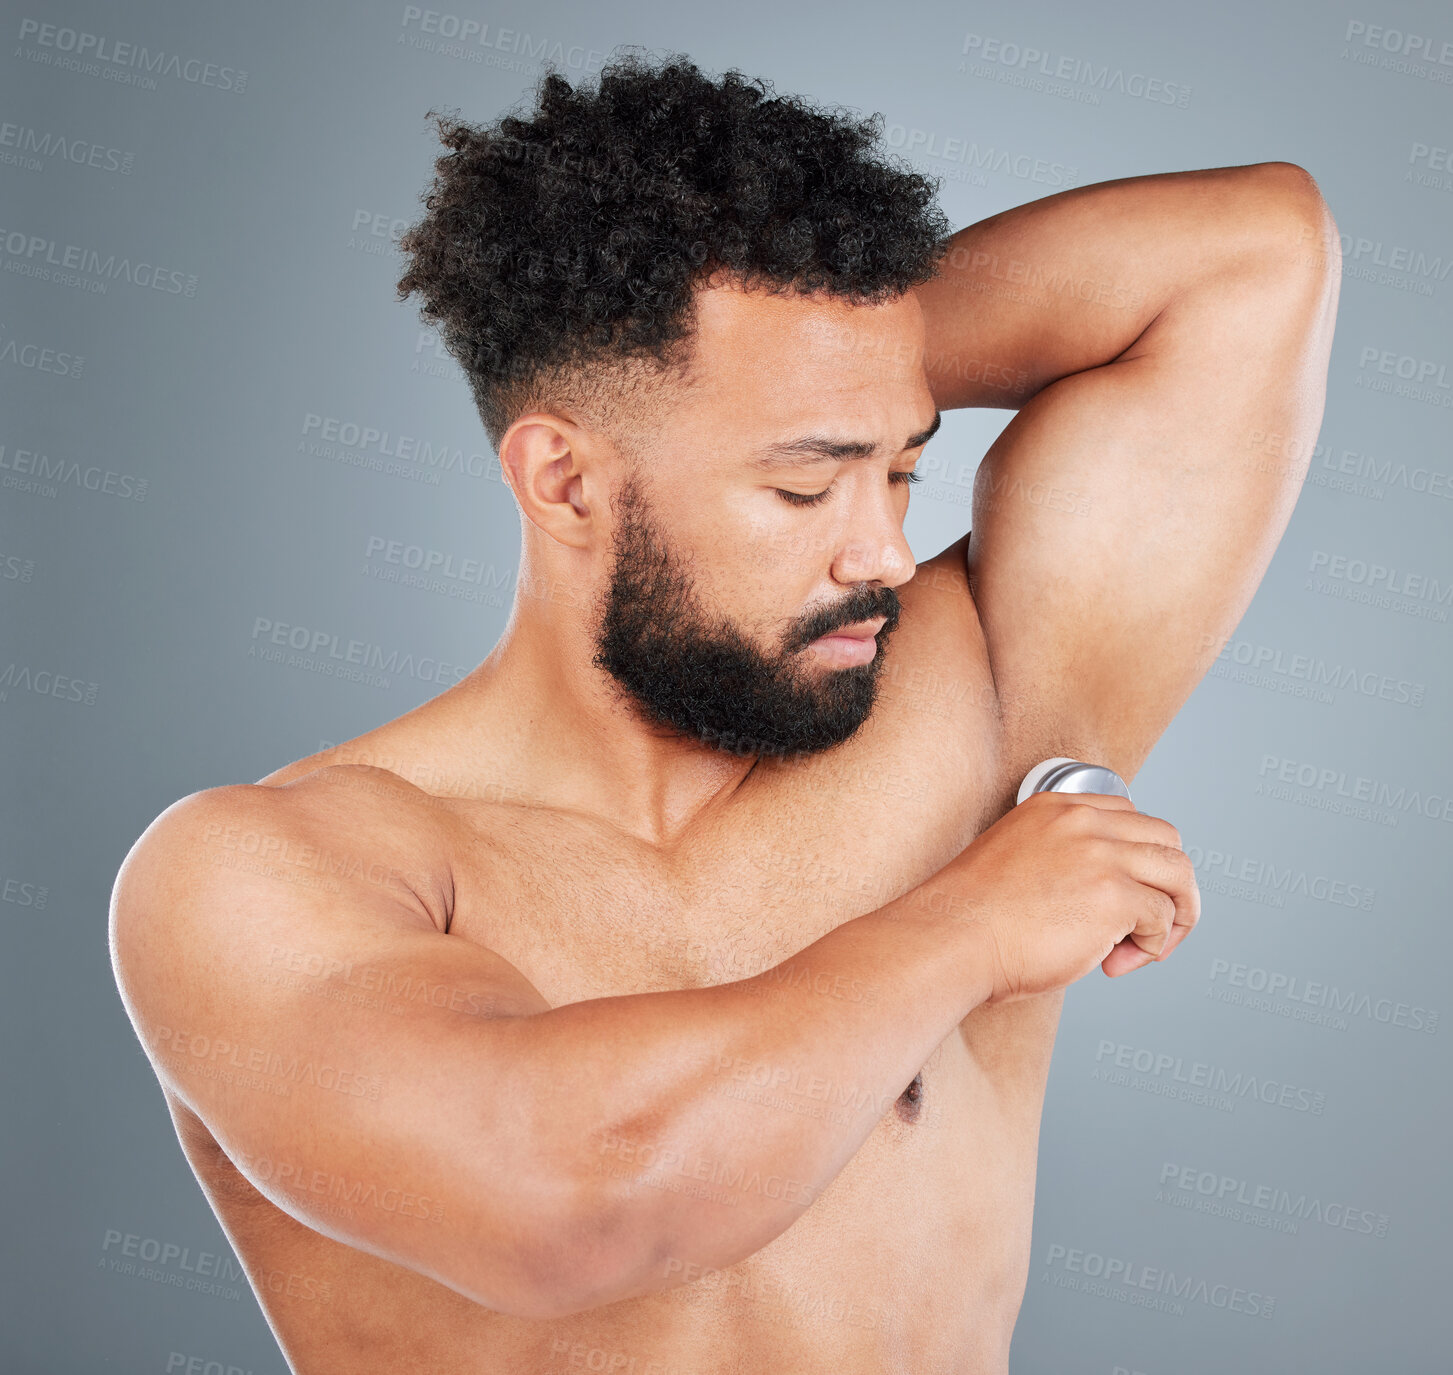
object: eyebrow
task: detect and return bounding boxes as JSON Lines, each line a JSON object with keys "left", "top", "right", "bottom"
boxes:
{"left": 750, "top": 409, "right": 942, "bottom": 469}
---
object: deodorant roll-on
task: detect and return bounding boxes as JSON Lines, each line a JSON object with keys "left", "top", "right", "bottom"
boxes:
{"left": 1016, "top": 757, "right": 1133, "bottom": 807}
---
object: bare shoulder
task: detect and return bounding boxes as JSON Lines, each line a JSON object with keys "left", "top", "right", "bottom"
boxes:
{"left": 108, "top": 769, "right": 457, "bottom": 1019}
{"left": 119, "top": 763, "right": 454, "bottom": 913}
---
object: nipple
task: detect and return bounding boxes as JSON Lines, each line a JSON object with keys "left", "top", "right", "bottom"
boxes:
{"left": 895, "top": 1071, "right": 924, "bottom": 1123}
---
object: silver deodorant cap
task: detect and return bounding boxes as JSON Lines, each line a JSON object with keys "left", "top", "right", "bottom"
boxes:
{"left": 1017, "top": 756, "right": 1133, "bottom": 806}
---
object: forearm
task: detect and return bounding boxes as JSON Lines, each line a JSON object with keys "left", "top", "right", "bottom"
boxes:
{"left": 914, "top": 160, "right": 1331, "bottom": 408}
{"left": 496, "top": 889, "right": 990, "bottom": 1313}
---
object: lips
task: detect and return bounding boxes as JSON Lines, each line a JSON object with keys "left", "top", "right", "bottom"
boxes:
{"left": 816, "top": 617, "right": 888, "bottom": 642}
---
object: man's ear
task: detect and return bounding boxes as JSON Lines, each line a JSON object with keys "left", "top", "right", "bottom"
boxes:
{"left": 497, "top": 412, "right": 605, "bottom": 549}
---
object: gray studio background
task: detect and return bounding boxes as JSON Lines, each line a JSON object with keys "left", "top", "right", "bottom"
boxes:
{"left": 2, "top": 0, "right": 1449, "bottom": 1370}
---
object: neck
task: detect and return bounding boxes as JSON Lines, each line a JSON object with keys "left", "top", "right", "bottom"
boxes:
{"left": 402, "top": 558, "right": 758, "bottom": 849}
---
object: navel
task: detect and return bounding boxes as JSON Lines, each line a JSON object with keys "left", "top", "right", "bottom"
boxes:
{"left": 895, "top": 1071, "right": 924, "bottom": 1123}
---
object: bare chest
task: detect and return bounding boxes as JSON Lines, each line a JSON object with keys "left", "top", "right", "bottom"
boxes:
{"left": 441, "top": 673, "right": 1064, "bottom": 1106}
{"left": 445, "top": 735, "right": 1008, "bottom": 1010}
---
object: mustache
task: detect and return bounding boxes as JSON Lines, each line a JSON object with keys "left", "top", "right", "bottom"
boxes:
{"left": 789, "top": 585, "right": 902, "bottom": 650}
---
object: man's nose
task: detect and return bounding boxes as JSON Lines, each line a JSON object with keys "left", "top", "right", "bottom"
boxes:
{"left": 831, "top": 501, "right": 916, "bottom": 588}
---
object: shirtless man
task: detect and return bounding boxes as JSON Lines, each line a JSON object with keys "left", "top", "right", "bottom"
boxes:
{"left": 108, "top": 55, "right": 1339, "bottom": 1375}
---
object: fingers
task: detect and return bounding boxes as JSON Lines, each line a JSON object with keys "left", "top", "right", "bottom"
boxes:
{"left": 1051, "top": 799, "right": 1195, "bottom": 965}
{"left": 1143, "top": 842, "right": 1200, "bottom": 956}
{"left": 1046, "top": 798, "right": 1197, "bottom": 972}
{"left": 1103, "top": 838, "right": 1201, "bottom": 974}
{"left": 1047, "top": 794, "right": 1182, "bottom": 848}
{"left": 1034, "top": 790, "right": 1136, "bottom": 815}
{"left": 1102, "top": 933, "right": 1156, "bottom": 978}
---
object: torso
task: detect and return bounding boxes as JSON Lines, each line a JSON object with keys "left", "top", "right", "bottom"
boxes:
{"left": 164, "top": 536, "right": 1089, "bottom": 1375}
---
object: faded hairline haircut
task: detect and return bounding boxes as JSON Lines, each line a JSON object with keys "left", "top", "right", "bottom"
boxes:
{"left": 396, "top": 49, "right": 953, "bottom": 452}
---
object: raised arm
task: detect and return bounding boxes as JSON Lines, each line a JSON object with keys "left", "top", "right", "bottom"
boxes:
{"left": 914, "top": 161, "right": 1337, "bottom": 409}
{"left": 912, "top": 162, "right": 1340, "bottom": 779}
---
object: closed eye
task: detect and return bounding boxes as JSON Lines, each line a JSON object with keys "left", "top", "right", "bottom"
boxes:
{"left": 775, "top": 470, "right": 921, "bottom": 507}
{"left": 776, "top": 487, "right": 833, "bottom": 507}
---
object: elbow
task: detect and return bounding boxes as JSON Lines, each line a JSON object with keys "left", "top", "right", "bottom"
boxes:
{"left": 474, "top": 1171, "right": 655, "bottom": 1320}
{"left": 1252, "top": 159, "right": 1327, "bottom": 205}
{"left": 1245, "top": 161, "right": 1342, "bottom": 284}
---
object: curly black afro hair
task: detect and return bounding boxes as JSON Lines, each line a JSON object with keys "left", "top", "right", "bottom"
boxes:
{"left": 396, "top": 50, "right": 952, "bottom": 449}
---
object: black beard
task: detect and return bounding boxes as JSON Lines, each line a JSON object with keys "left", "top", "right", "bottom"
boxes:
{"left": 592, "top": 475, "right": 901, "bottom": 760}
